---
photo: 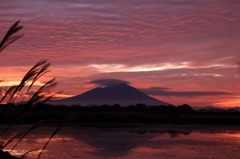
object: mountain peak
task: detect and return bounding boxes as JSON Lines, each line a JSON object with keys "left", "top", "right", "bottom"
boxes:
{"left": 50, "top": 83, "right": 169, "bottom": 106}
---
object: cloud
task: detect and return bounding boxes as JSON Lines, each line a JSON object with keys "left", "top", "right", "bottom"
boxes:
{"left": 88, "top": 79, "right": 130, "bottom": 87}
{"left": 0, "top": 0, "right": 239, "bottom": 68}
{"left": 88, "top": 62, "right": 190, "bottom": 73}
{"left": 0, "top": 0, "right": 239, "bottom": 107}
{"left": 0, "top": 80, "right": 44, "bottom": 87}
{"left": 141, "top": 87, "right": 233, "bottom": 97}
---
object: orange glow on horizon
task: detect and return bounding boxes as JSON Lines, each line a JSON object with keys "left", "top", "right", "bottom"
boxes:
{"left": 214, "top": 97, "right": 240, "bottom": 107}
{"left": 0, "top": 80, "right": 44, "bottom": 87}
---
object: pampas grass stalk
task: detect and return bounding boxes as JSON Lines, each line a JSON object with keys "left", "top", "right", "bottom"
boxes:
{"left": 0, "top": 21, "right": 58, "bottom": 159}
{"left": 0, "top": 20, "right": 23, "bottom": 52}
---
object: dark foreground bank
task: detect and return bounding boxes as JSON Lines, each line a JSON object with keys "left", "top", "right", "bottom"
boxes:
{"left": 0, "top": 103, "right": 239, "bottom": 125}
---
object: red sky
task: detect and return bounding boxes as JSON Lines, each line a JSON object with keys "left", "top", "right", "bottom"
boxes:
{"left": 1, "top": 0, "right": 240, "bottom": 107}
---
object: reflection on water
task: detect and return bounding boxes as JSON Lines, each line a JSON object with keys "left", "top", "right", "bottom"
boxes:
{"left": 3, "top": 124, "right": 240, "bottom": 159}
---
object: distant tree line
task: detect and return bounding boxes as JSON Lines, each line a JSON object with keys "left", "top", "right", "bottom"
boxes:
{"left": 0, "top": 103, "right": 239, "bottom": 125}
{"left": 1, "top": 103, "right": 239, "bottom": 114}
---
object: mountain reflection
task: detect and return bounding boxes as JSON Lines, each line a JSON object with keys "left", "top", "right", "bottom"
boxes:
{"left": 67, "top": 125, "right": 191, "bottom": 157}
{"left": 7, "top": 125, "right": 240, "bottom": 159}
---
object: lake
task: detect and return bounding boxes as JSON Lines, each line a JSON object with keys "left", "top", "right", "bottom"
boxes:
{"left": 5, "top": 124, "right": 240, "bottom": 159}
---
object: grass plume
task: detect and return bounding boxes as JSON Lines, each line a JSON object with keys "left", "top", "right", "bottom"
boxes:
{"left": 0, "top": 21, "right": 58, "bottom": 159}
{"left": 0, "top": 20, "right": 23, "bottom": 52}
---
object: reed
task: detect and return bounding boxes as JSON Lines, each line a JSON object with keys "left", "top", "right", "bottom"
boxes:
{"left": 0, "top": 21, "right": 59, "bottom": 159}
{"left": 0, "top": 20, "right": 23, "bottom": 53}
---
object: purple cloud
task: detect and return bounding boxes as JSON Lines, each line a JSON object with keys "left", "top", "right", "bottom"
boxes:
{"left": 88, "top": 79, "right": 130, "bottom": 87}
{"left": 141, "top": 87, "right": 233, "bottom": 97}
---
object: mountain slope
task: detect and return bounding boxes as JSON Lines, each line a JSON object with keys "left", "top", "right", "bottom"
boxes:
{"left": 50, "top": 83, "right": 169, "bottom": 106}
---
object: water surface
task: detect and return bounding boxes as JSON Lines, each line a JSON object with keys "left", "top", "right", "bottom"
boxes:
{"left": 5, "top": 124, "right": 240, "bottom": 159}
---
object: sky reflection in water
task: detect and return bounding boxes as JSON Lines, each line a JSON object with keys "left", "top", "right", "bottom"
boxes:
{"left": 5, "top": 125, "right": 240, "bottom": 159}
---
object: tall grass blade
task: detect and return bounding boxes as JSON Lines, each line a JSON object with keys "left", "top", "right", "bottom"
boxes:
{"left": 36, "top": 125, "right": 61, "bottom": 159}
{"left": 0, "top": 20, "right": 23, "bottom": 52}
{"left": 0, "top": 21, "right": 58, "bottom": 159}
{"left": 10, "top": 121, "right": 43, "bottom": 151}
{"left": 27, "top": 78, "right": 57, "bottom": 105}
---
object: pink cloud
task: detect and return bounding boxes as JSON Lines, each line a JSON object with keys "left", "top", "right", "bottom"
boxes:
{"left": 0, "top": 0, "right": 240, "bottom": 106}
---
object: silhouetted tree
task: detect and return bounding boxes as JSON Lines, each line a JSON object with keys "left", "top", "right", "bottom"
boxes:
{"left": 177, "top": 104, "right": 193, "bottom": 113}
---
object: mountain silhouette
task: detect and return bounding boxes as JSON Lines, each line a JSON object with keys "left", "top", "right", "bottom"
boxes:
{"left": 50, "top": 83, "right": 169, "bottom": 106}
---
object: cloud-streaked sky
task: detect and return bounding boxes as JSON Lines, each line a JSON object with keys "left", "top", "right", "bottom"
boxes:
{"left": 1, "top": 0, "right": 240, "bottom": 107}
